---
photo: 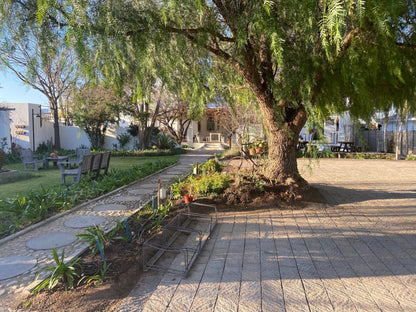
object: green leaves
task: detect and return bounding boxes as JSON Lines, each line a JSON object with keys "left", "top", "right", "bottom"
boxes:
{"left": 33, "top": 247, "right": 81, "bottom": 293}
{"left": 76, "top": 222, "right": 127, "bottom": 257}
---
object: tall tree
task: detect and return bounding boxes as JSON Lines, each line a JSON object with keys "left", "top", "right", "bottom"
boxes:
{"left": 38, "top": 0, "right": 416, "bottom": 185}
{"left": 68, "top": 84, "right": 119, "bottom": 149}
{"left": 0, "top": 2, "right": 78, "bottom": 150}
{"left": 121, "top": 81, "right": 165, "bottom": 150}
{"left": 157, "top": 94, "right": 196, "bottom": 144}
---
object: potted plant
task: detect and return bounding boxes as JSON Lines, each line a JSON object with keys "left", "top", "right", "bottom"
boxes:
{"left": 184, "top": 194, "right": 194, "bottom": 203}
{"left": 254, "top": 140, "right": 262, "bottom": 154}
{"left": 246, "top": 141, "right": 255, "bottom": 156}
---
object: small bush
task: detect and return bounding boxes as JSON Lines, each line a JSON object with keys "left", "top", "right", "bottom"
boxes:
{"left": 4, "top": 153, "right": 21, "bottom": 164}
{"left": 116, "top": 133, "right": 131, "bottom": 151}
{"left": 199, "top": 159, "right": 224, "bottom": 174}
{"left": 110, "top": 148, "right": 186, "bottom": 157}
{"left": 157, "top": 134, "right": 176, "bottom": 149}
{"left": 192, "top": 173, "right": 232, "bottom": 196}
{"left": 406, "top": 155, "right": 416, "bottom": 161}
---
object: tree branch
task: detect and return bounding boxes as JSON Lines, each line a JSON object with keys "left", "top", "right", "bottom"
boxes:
{"left": 165, "top": 26, "right": 235, "bottom": 42}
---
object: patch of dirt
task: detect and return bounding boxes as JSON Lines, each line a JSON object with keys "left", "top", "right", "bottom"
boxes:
{"left": 18, "top": 160, "right": 326, "bottom": 312}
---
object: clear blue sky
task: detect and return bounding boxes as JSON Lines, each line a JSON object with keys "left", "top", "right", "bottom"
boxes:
{"left": 0, "top": 71, "right": 49, "bottom": 107}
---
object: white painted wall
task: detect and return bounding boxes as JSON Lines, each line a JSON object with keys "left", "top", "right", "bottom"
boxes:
{"left": 59, "top": 125, "right": 137, "bottom": 151}
{"left": 59, "top": 125, "right": 91, "bottom": 149}
{"left": 1, "top": 103, "right": 32, "bottom": 149}
{"left": 103, "top": 126, "right": 136, "bottom": 150}
{"left": 0, "top": 110, "right": 11, "bottom": 152}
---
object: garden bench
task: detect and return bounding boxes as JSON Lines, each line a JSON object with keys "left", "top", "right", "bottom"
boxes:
{"left": 58, "top": 153, "right": 94, "bottom": 185}
{"left": 90, "top": 153, "right": 102, "bottom": 179}
{"left": 66, "top": 148, "right": 90, "bottom": 167}
{"left": 20, "top": 149, "right": 45, "bottom": 171}
{"left": 99, "top": 151, "right": 111, "bottom": 175}
{"left": 58, "top": 152, "right": 111, "bottom": 185}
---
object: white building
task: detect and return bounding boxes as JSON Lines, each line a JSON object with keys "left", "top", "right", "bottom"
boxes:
{"left": 0, "top": 102, "right": 138, "bottom": 151}
{"left": 0, "top": 103, "right": 50, "bottom": 151}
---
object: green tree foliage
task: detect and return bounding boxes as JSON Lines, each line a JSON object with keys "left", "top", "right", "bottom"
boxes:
{"left": 68, "top": 84, "right": 120, "bottom": 149}
{"left": 31, "top": 0, "right": 416, "bottom": 183}
{"left": 0, "top": 1, "right": 78, "bottom": 150}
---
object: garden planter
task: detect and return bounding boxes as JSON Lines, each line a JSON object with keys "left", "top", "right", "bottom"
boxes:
{"left": 0, "top": 150, "right": 4, "bottom": 171}
{"left": 249, "top": 148, "right": 255, "bottom": 156}
{"left": 255, "top": 148, "right": 262, "bottom": 154}
{"left": 184, "top": 194, "right": 194, "bottom": 203}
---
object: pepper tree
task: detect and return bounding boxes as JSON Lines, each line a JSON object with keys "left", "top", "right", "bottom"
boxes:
{"left": 32, "top": 0, "right": 416, "bottom": 185}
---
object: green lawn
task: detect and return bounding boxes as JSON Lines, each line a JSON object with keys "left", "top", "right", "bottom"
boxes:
{"left": 0, "top": 155, "right": 179, "bottom": 200}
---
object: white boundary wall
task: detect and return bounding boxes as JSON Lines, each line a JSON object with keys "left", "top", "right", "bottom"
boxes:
{"left": 0, "top": 110, "right": 11, "bottom": 152}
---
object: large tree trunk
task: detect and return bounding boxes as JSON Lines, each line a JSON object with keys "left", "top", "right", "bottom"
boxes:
{"left": 260, "top": 101, "right": 307, "bottom": 184}
{"left": 235, "top": 35, "right": 308, "bottom": 185}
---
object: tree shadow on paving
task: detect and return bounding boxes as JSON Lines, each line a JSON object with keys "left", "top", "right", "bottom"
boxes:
{"left": 311, "top": 183, "right": 416, "bottom": 205}
{"left": 166, "top": 220, "right": 416, "bottom": 281}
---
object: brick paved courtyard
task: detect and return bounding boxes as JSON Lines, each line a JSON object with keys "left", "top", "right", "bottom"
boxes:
{"left": 118, "top": 159, "right": 416, "bottom": 311}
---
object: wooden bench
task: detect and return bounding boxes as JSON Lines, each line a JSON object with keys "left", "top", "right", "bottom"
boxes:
{"left": 58, "top": 152, "right": 112, "bottom": 185}
{"left": 59, "top": 154, "right": 94, "bottom": 185}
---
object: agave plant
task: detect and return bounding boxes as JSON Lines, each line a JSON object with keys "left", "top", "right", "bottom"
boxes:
{"left": 32, "top": 248, "right": 81, "bottom": 293}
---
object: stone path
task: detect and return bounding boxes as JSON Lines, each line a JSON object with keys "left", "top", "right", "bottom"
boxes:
{"left": 117, "top": 158, "right": 416, "bottom": 311}
{"left": 0, "top": 143, "right": 223, "bottom": 310}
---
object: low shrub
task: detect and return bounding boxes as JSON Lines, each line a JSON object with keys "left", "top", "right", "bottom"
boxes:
{"left": 110, "top": 148, "right": 186, "bottom": 157}
{"left": 4, "top": 153, "right": 21, "bottom": 164}
{"left": 297, "top": 149, "right": 336, "bottom": 158}
{"left": 191, "top": 173, "right": 232, "bottom": 196}
{"left": 198, "top": 158, "right": 224, "bottom": 174}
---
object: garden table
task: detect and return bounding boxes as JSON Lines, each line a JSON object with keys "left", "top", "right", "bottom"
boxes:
{"left": 44, "top": 156, "right": 69, "bottom": 169}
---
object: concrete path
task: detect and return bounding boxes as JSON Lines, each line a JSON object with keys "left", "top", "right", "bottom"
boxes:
{"left": 0, "top": 143, "right": 223, "bottom": 310}
{"left": 117, "top": 158, "right": 416, "bottom": 311}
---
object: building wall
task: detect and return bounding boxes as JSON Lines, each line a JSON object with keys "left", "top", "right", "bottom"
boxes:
{"left": 1, "top": 103, "right": 33, "bottom": 150}
{"left": 57, "top": 124, "right": 136, "bottom": 151}
{"left": 0, "top": 110, "right": 11, "bottom": 152}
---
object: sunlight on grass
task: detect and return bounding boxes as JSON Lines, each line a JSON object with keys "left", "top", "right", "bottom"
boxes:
{"left": 0, "top": 155, "right": 179, "bottom": 200}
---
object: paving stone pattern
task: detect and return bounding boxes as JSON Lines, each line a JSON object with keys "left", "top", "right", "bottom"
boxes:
{"left": 0, "top": 143, "right": 222, "bottom": 310}
{"left": 118, "top": 158, "right": 416, "bottom": 311}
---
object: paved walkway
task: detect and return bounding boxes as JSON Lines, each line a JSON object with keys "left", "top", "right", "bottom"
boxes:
{"left": 0, "top": 143, "right": 223, "bottom": 310}
{"left": 117, "top": 158, "right": 416, "bottom": 311}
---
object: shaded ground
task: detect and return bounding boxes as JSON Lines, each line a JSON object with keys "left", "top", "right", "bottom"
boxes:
{"left": 19, "top": 160, "right": 324, "bottom": 312}
{"left": 20, "top": 158, "right": 416, "bottom": 312}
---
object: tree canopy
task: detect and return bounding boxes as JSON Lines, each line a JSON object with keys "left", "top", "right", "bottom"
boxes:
{"left": 0, "top": 1, "right": 79, "bottom": 149}
{"left": 8, "top": 0, "right": 416, "bottom": 183}
{"left": 68, "top": 84, "right": 120, "bottom": 149}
